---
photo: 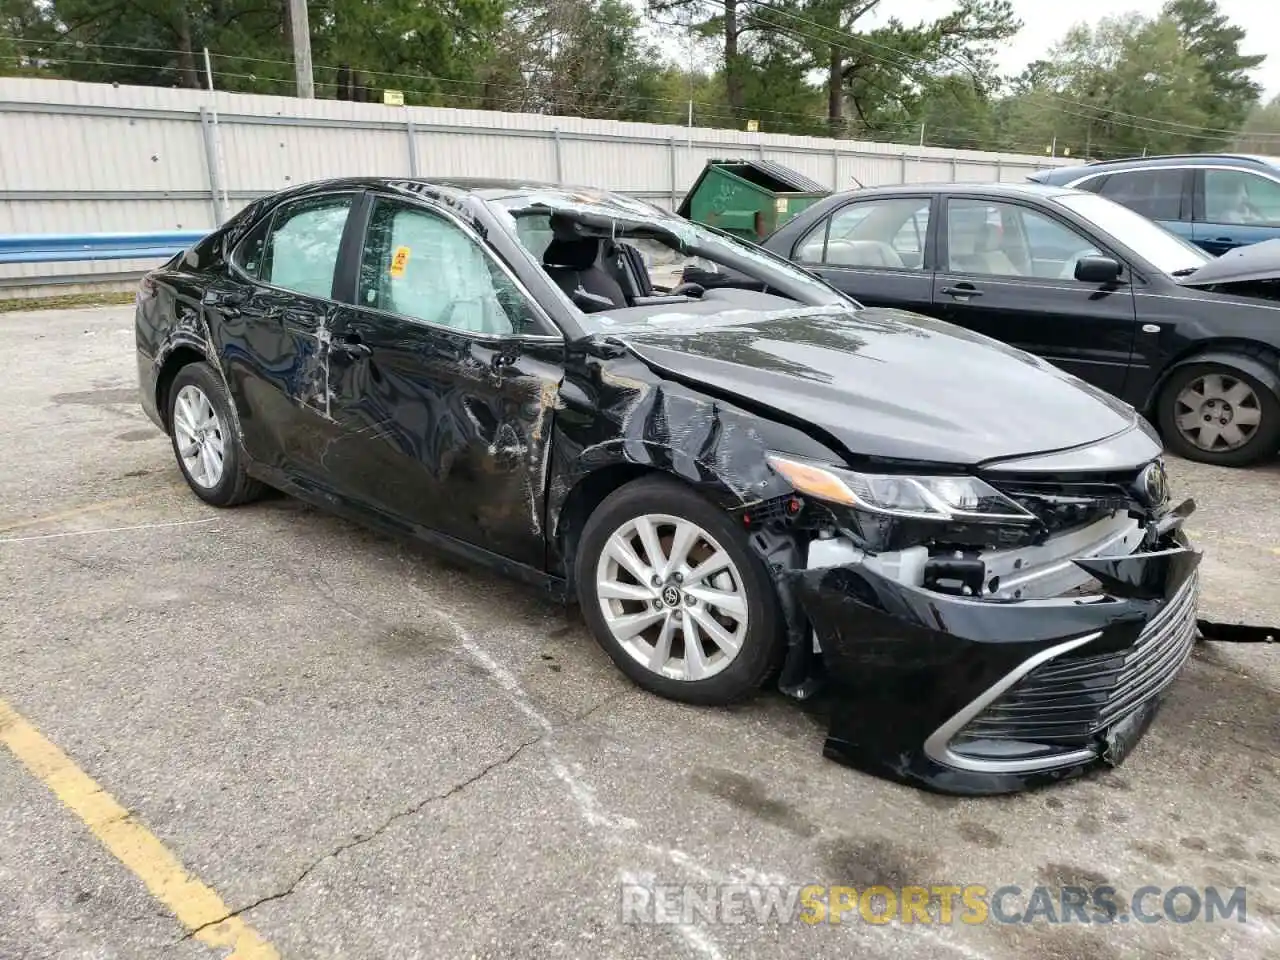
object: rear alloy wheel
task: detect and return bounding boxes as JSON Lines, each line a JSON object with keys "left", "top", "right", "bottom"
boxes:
{"left": 1158, "top": 362, "right": 1280, "bottom": 467}
{"left": 576, "top": 476, "right": 783, "bottom": 705}
{"left": 167, "top": 362, "right": 265, "bottom": 506}
{"left": 173, "top": 384, "right": 226, "bottom": 489}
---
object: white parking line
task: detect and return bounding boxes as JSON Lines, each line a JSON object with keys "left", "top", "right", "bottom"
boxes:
{"left": 0, "top": 517, "right": 218, "bottom": 544}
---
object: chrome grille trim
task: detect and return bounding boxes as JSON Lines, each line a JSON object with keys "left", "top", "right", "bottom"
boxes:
{"left": 956, "top": 574, "right": 1199, "bottom": 748}
{"left": 1099, "top": 574, "right": 1199, "bottom": 727}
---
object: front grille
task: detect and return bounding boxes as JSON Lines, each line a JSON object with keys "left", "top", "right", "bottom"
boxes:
{"left": 958, "top": 574, "right": 1199, "bottom": 747}
{"left": 988, "top": 472, "right": 1146, "bottom": 538}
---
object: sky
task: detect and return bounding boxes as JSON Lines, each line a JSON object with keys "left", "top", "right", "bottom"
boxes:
{"left": 870, "top": 0, "right": 1278, "bottom": 98}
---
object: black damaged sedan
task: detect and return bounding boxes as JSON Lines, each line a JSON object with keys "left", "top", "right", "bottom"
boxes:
{"left": 135, "top": 178, "right": 1200, "bottom": 795}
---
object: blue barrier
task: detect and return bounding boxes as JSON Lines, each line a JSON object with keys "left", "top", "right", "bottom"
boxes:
{"left": 0, "top": 230, "right": 208, "bottom": 265}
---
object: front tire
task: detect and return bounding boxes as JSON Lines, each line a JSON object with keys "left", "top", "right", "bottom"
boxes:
{"left": 575, "top": 476, "right": 784, "bottom": 706}
{"left": 167, "top": 362, "right": 264, "bottom": 506}
{"left": 1157, "top": 361, "right": 1280, "bottom": 467}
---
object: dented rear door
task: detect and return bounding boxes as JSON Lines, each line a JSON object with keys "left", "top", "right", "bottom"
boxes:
{"left": 212, "top": 191, "right": 359, "bottom": 481}
{"left": 319, "top": 193, "right": 565, "bottom": 569}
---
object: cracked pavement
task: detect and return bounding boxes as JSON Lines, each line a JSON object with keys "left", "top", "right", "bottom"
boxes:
{"left": 1, "top": 306, "right": 1278, "bottom": 960}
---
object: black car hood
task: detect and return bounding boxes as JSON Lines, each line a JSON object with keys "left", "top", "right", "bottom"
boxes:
{"left": 1177, "top": 238, "right": 1280, "bottom": 287}
{"left": 613, "top": 305, "right": 1141, "bottom": 466}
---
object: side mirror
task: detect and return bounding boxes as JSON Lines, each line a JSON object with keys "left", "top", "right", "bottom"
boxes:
{"left": 1074, "top": 256, "right": 1123, "bottom": 284}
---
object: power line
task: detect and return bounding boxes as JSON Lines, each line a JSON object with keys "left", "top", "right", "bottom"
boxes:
{"left": 0, "top": 50, "right": 1120, "bottom": 154}
{"left": 709, "top": 0, "right": 1269, "bottom": 142}
{"left": 0, "top": 50, "right": 1139, "bottom": 155}
{"left": 5, "top": 36, "right": 837, "bottom": 125}
{"left": 7, "top": 15, "right": 1263, "bottom": 151}
{"left": 8, "top": 6, "right": 1266, "bottom": 146}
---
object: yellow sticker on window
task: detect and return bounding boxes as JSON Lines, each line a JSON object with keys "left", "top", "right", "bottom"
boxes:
{"left": 389, "top": 246, "right": 411, "bottom": 277}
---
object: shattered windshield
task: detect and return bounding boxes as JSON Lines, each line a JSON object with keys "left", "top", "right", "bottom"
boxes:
{"left": 488, "top": 191, "right": 852, "bottom": 329}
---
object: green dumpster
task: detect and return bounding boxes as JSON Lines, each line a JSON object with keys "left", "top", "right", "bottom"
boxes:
{"left": 678, "top": 159, "right": 830, "bottom": 242}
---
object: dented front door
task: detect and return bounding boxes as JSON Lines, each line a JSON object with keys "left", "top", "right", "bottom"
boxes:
{"left": 318, "top": 192, "right": 564, "bottom": 569}
{"left": 322, "top": 312, "right": 563, "bottom": 568}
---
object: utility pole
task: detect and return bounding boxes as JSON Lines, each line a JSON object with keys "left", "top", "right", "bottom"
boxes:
{"left": 288, "top": 0, "right": 314, "bottom": 98}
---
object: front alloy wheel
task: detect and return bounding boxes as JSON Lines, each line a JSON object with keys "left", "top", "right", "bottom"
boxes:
{"left": 1158, "top": 361, "right": 1280, "bottom": 467}
{"left": 595, "top": 514, "right": 749, "bottom": 682}
{"left": 1174, "top": 373, "right": 1261, "bottom": 454}
{"left": 576, "top": 476, "right": 783, "bottom": 705}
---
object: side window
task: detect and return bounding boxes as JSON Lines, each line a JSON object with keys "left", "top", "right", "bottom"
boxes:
{"left": 1203, "top": 170, "right": 1280, "bottom": 226}
{"left": 1098, "top": 170, "right": 1183, "bottom": 220}
{"left": 231, "top": 214, "right": 273, "bottom": 280}
{"left": 794, "top": 218, "right": 829, "bottom": 263}
{"left": 236, "top": 195, "right": 352, "bottom": 298}
{"left": 357, "top": 199, "right": 533, "bottom": 335}
{"left": 800, "top": 198, "right": 930, "bottom": 270}
{"left": 890, "top": 207, "right": 930, "bottom": 257}
{"left": 947, "top": 199, "right": 1099, "bottom": 280}
{"left": 514, "top": 213, "right": 555, "bottom": 263}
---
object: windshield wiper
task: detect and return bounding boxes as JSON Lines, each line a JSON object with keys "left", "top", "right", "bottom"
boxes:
{"left": 1170, "top": 266, "right": 1202, "bottom": 277}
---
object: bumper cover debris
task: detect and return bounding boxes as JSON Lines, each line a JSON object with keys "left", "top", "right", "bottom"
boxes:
{"left": 1197, "top": 621, "right": 1277, "bottom": 644}
{"left": 789, "top": 518, "right": 1202, "bottom": 796}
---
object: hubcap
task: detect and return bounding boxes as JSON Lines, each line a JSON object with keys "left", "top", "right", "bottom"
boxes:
{"left": 594, "top": 514, "right": 749, "bottom": 682}
{"left": 172, "top": 384, "right": 225, "bottom": 488}
{"left": 1174, "top": 373, "right": 1261, "bottom": 453}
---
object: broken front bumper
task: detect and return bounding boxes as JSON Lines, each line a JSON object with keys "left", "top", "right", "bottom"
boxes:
{"left": 789, "top": 512, "right": 1201, "bottom": 796}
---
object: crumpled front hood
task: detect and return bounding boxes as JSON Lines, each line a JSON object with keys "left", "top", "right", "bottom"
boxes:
{"left": 1176, "top": 237, "right": 1280, "bottom": 287}
{"left": 614, "top": 305, "right": 1141, "bottom": 466}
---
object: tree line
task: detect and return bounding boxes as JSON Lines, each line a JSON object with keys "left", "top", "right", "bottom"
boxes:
{"left": 2, "top": 0, "right": 1277, "bottom": 158}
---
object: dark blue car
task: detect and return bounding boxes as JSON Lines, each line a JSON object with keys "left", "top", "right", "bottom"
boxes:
{"left": 1030, "top": 154, "right": 1280, "bottom": 255}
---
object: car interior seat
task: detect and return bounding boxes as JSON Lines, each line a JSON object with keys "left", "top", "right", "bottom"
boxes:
{"left": 542, "top": 234, "right": 629, "bottom": 313}
{"left": 974, "top": 222, "right": 1023, "bottom": 275}
{"left": 825, "top": 239, "right": 906, "bottom": 269}
{"left": 951, "top": 222, "right": 1021, "bottom": 276}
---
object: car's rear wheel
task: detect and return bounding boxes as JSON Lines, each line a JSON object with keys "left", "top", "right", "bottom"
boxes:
{"left": 575, "top": 476, "right": 783, "bottom": 705}
{"left": 1157, "top": 361, "right": 1280, "bottom": 467}
{"left": 167, "top": 362, "right": 264, "bottom": 506}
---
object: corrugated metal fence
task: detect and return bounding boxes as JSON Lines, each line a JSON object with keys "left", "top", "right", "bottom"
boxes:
{"left": 0, "top": 77, "right": 1069, "bottom": 298}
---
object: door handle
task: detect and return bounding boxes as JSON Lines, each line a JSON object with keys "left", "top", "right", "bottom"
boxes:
{"left": 333, "top": 334, "right": 371, "bottom": 358}
{"left": 940, "top": 285, "right": 982, "bottom": 299}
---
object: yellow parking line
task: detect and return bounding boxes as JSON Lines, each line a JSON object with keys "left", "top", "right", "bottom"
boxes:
{"left": 0, "top": 699, "right": 279, "bottom": 959}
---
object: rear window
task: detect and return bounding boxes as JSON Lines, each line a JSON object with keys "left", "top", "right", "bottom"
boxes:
{"left": 1097, "top": 170, "right": 1183, "bottom": 221}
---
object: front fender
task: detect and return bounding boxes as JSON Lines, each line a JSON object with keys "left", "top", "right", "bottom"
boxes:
{"left": 547, "top": 361, "right": 841, "bottom": 694}
{"left": 547, "top": 385, "right": 824, "bottom": 540}
{"left": 548, "top": 358, "right": 842, "bottom": 541}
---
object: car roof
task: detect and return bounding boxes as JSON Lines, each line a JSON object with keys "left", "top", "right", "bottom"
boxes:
{"left": 825, "top": 181, "right": 1077, "bottom": 200}
{"left": 274, "top": 176, "right": 675, "bottom": 217}
{"left": 1033, "top": 153, "right": 1280, "bottom": 182}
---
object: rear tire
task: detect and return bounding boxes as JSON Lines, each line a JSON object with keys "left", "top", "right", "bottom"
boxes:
{"left": 1157, "top": 361, "right": 1280, "bottom": 467}
{"left": 575, "top": 475, "right": 784, "bottom": 706}
{"left": 166, "top": 362, "right": 264, "bottom": 507}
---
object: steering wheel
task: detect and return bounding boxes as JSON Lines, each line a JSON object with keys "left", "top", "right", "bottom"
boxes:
{"left": 668, "top": 282, "right": 705, "bottom": 298}
{"left": 1059, "top": 248, "right": 1101, "bottom": 280}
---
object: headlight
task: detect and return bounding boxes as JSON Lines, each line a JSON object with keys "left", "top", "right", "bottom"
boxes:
{"left": 766, "top": 454, "right": 1035, "bottom": 522}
